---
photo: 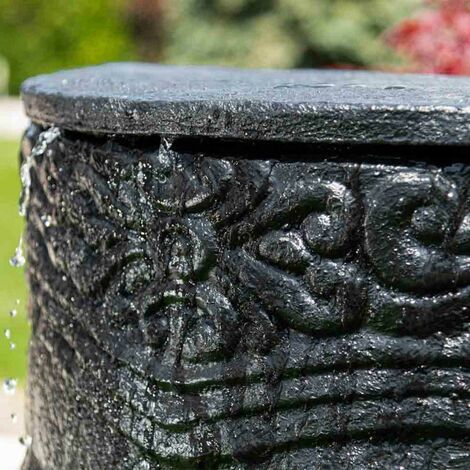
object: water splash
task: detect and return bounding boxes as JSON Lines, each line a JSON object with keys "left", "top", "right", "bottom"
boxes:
{"left": 3, "top": 378, "right": 17, "bottom": 395}
{"left": 11, "top": 127, "right": 60, "bottom": 271}
{"left": 19, "top": 126, "right": 60, "bottom": 217}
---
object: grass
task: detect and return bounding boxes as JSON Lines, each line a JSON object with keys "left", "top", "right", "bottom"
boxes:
{"left": 0, "top": 140, "right": 29, "bottom": 385}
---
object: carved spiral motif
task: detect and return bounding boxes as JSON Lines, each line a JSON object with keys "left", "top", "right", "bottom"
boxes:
{"left": 365, "top": 171, "right": 470, "bottom": 293}
{"left": 228, "top": 164, "right": 366, "bottom": 335}
{"left": 364, "top": 170, "right": 470, "bottom": 336}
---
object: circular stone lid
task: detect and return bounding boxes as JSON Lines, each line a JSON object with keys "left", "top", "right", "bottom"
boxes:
{"left": 21, "top": 62, "right": 470, "bottom": 145}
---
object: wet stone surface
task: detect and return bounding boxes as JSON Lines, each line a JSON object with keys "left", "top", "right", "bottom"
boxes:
{"left": 20, "top": 62, "right": 470, "bottom": 145}
{"left": 19, "top": 65, "right": 470, "bottom": 469}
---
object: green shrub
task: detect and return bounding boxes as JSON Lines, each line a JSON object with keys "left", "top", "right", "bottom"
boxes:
{"left": 0, "top": 0, "right": 137, "bottom": 94}
{"left": 163, "top": 0, "right": 421, "bottom": 69}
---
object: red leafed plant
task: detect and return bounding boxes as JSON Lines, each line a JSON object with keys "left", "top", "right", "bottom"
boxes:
{"left": 387, "top": 0, "right": 470, "bottom": 74}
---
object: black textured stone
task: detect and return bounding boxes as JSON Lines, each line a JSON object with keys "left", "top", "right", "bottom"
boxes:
{"left": 20, "top": 65, "right": 470, "bottom": 470}
{"left": 21, "top": 62, "right": 470, "bottom": 145}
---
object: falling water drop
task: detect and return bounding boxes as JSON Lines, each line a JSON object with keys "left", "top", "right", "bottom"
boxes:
{"left": 161, "top": 136, "right": 174, "bottom": 151}
{"left": 154, "top": 136, "right": 175, "bottom": 184}
{"left": 40, "top": 214, "right": 52, "bottom": 227}
{"left": 9, "top": 236, "right": 25, "bottom": 268}
{"left": 19, "top": 435, "right": 32, "bottom": 448}
{"left": 9, "top": 342, "right": 16, "bottom": 350}
{"left": 9, "top": 309, "right": 17, "bottom": 318}
{"left": 10, "top": 413, "right": 17, "bottom": 424}
{"left": 4, "top": 328, "right": 11, "bottom": 339}
{"left": 3, "top": 378, "right": 17, "bottom": 395}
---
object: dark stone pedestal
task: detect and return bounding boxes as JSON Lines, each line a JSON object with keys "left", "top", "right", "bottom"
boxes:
{"left": 20, "top": 64, "right": 470, "bottom": 469}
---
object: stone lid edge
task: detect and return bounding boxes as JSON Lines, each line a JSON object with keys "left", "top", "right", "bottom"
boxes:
{"left": 21, "top": 68, "right": 470, "bottom": 146}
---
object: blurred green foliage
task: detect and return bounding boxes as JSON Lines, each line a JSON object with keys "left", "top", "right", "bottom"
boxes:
{"left": 0, "top": 0, "right": 137, "bottom": 94}
{"left": 0, "top": 141, "right": 29, "bottom": 384}
{"left": 0, "top": 0, "right": 423, "bottom": 94}
{"left": 164, "top": 0, "right": 421, "bottom": 69}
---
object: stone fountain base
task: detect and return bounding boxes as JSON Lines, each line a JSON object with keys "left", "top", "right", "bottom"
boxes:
{"left": 20, "top": 64, "right": 470, "bottom": 469}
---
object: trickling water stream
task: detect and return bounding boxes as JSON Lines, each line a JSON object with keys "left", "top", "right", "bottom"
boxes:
{"left": 9, "top": 127, "right": 61, "bottom": 269}
{"left": 4, "top": 126, "right": 61, "bottom": 450}
{"left": 19, "top": 126, "right": 60, "bottom": 217}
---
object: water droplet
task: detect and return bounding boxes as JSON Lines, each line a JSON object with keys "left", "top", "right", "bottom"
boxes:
{"left": 274, "top": 83, "right": 335, "bottom": 89}
{"left": 384, "top": 85, "right": 407, "bottom": 90}
{"left": 10, "top": 413, "right": 17, "bottom": 423}
{"left": 19, "top": 435, "right": 32, "bottom": 448}
{"left": 345, "top": 83, "right": 367, "bottom": 88}
{"left": 9, "top": 309, "right": 17, "bottom": 318}
{"left": 40, "top": 214, "right": 52, "bottom": 227}
{"left": 9, "top": 236, "right": 25, "bottom": 268}
{"left": 9, "top": 342, "right": 16, "bottom": 350}
{"left": 161, "top": 136, "right": 174, "bottom": 151}
{"left": 156, "top": 173, "right": 167, "bottom": 184}
{"left": 4, "top": 329, "right": 11, "bottom": 339}
{"left": 3, "top": 378, "right": 17, "bottom": 395}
